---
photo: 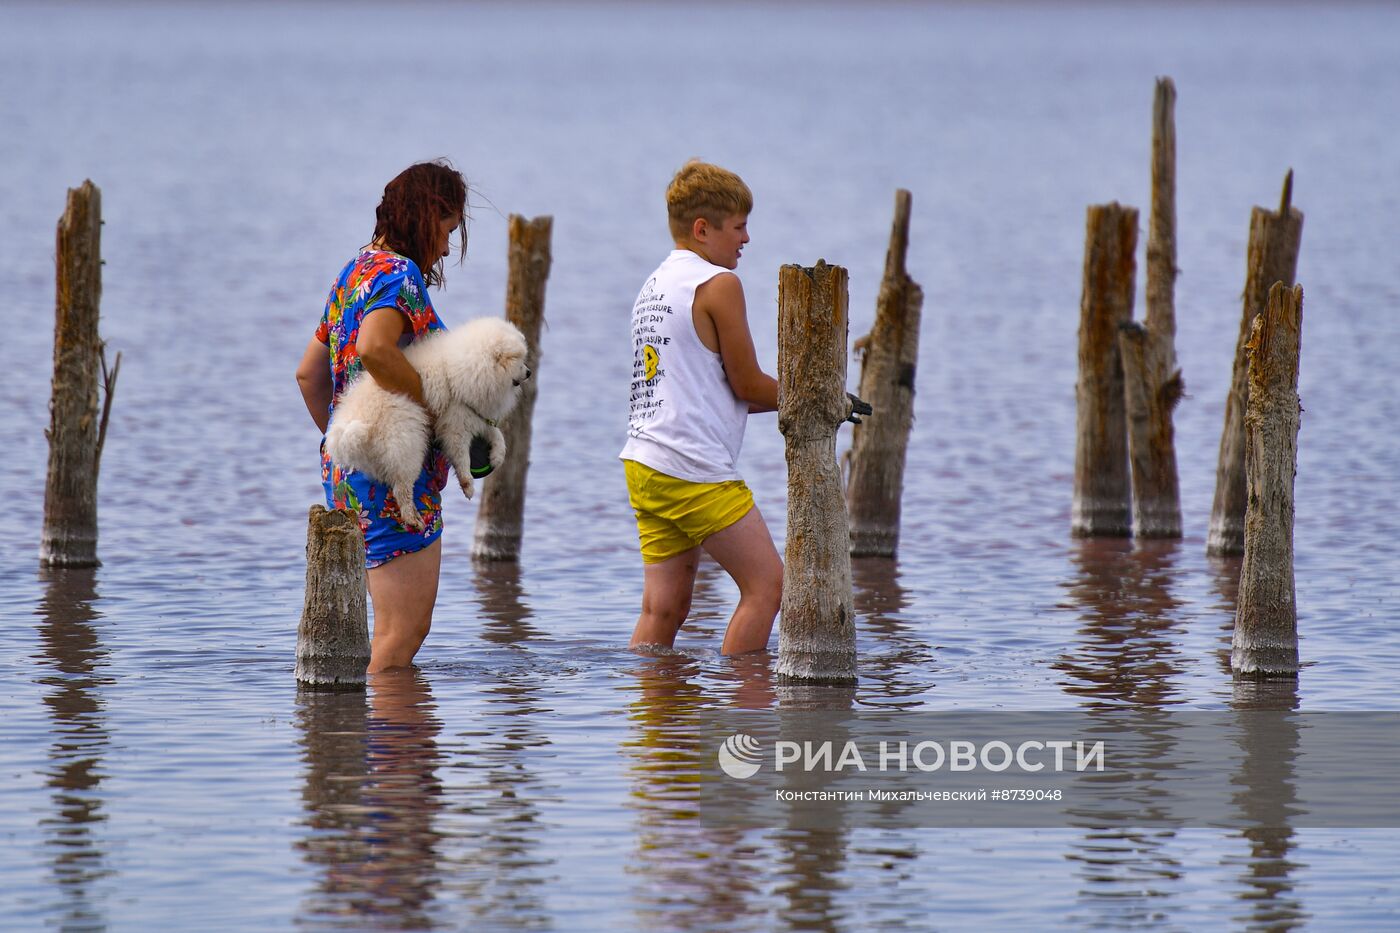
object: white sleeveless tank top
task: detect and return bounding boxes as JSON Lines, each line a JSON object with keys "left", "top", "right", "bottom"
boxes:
{"left": 619, "top": 250, "right": 749, "bottom": 482}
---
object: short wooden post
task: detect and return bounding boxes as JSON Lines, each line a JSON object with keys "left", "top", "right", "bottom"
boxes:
{"left": 1231, "top": 283, "right": 1303, "bottom": 678}
{"left": 776, "top": 261, "right": 857, "bottom": 684}
{"left": 847, "top": 190, "right": 922, "bottom": 558}
{"left": 1072, "top": 203, "right": 1137, "bottom": 537}
{"left": 472, "top": 214, "right": 553, "bottom": 561}
{"left": 296, "top": 506, "right": 370, "bottom": 689}
{"left": 42, "top": 180, "right": 119, "bottom": 568}
{"left": 1119, "top": 77, "right": 1184, "bottom": 538}
{"left": 1208, "top": 172, "right": 1304, "bottom": 556}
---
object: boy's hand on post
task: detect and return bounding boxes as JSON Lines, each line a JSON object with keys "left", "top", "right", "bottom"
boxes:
{"left": 845, "top": 392, "right": 873, "bottom": 425}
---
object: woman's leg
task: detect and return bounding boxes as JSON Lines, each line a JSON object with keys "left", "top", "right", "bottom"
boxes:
{"left": 366, "top": 538, "right": 443, "bottom": 672}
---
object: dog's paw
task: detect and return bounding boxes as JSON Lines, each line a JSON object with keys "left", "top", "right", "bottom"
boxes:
{"left": 458, "top": 474, "right": 474, "bottom": 500}
{"left": 393, "top": 486, "right": 424, "bottom": 530}
{"left": 467, "top": 435, "right": 495, "bottom": 479}
{"left": 487, "top": 427, "right": 507, "bottom": 470}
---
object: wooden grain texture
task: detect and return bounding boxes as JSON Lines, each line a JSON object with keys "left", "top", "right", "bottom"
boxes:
{"left": 41, "top": 181, "right": 105, "bottom": 567}
{"left": 1072, "top": 203, "right": 1137, "bottom": 537}
{"left": 848, "top": 190, "right": 922, "bottom": 558}
{"left": 1119, "top": 77, "right": 1183, "bottom": 539}
{"left": 1209, "top": 173, "right": 1303, "bottom": 556}
{"left": 296, "top": 506, "right": 371, "bottom": 689}
{"left": 472, "top": 214, "right": 553, "bottom": 561}
{"left": 776, "top": 261, "right": 857, "bottom": 684}
{"left": 1232, "top": 283, "right": 1303, "bottom": 678}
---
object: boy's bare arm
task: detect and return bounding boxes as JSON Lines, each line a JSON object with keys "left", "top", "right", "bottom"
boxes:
{"left": 694, "top": 273, "right": 778, "bottom": 412}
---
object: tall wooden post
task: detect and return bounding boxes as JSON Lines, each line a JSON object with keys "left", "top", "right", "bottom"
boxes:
{"left": 296, "top": 506, "right": 371, "bottom": 689}
{"left": 847, "top": 190, "right": 922, "bottom": 558}
{"left": 1232, "top": 283, "right": 1303, "bottom": 678}
{"left": 472, "top": 214, "right": 553, "bottom": 561}
{"left": 1208, "top": 172, "right": 1303, "bottom": 556}
{"left": 1072, "top": 203, "right": 1137, "bottom": 537}
{"left": 776, "top": 261, "right": 857, "bottom": 684}
{"left": 1119, "top": 77, "right": 1184, "bottom": 538}
{"left": 42, "top": 181, "right": 118, "bottom": 568}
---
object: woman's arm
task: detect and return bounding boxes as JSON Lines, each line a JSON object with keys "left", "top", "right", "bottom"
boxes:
{"left": 355, "top": 307, "right": 428, "bottom": 408}
{"left": 295, "top": 336, "right": 333, "bottom": 434}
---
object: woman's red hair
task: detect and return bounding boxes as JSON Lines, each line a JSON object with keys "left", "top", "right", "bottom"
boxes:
{"left": 373, "top": 160, "right": 468, "bottom": 287}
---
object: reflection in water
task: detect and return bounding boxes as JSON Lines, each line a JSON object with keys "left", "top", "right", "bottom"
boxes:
{"left": 1210, "top": 554, "right": 1245, "bottom": 675}
{"left": 1056, "top": 538, "right": 1186, "bottom": 708}
{"left": 773, "top": 684, "right": 857, "bottom": 933}
{"left": 851, "top": 557, "right": 934, "bottom": 708}
{"left": 851, "top": 557, "right": 911, "bottom": 639}
{"left": 622, "top": 656, "right": 769, "bottom": 930}
{"left": 295, "top": 671, "right": 445, "bottom": 929}
{"left": 1058, "top": 541, "right": 1186, "bottom": 924}
{"left": 1226, "top": 679, "right": 1308, "bottom": 929}
{"left": 35, "top": 567, "right": 113, "bottom": 933}
{"left": 473, "top": 560, "right": 540, "bottom": 646}
{"left": 448, "top": 570, "right": 553, "bottom": 928}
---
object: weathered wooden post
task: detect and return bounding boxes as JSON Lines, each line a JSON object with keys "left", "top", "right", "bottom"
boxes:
{"left": 472, "top": 214, "right": 553, "bottom": 561}
{"left": 777, "top": 261, "right": 857, "bottom": 684}
{"left": 1231, "top": 283, "right": 1303, "bottom": 678}
{"left": 1072, "top": 203, "right": 1137, "bottom": 537}
{"left": 847, "top": 190, "right": 922, "bottom": 558}
{"left": 1208, "top": 172, "right": 1304, "bottom": 556}
{"left": 1118, "top": 77, "right": 1184, "bottom": 538}
{"left": 296, "top": 506, "right": 370, "bottom": 689}
{"left": 42, "top": 180, "right": 119, "bottom": 568}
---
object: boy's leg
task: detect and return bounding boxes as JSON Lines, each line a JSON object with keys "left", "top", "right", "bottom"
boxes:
{"left": 631, "top": 546, "right": 701, "bottom": 649}
{"left": 701, "top": 507, "right": 783, "bottom": 656}
{"left": 366, "top": 538, "right": 442, "bottom": 672}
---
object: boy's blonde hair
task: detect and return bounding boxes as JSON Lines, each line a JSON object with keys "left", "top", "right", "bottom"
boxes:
{"left": 666, "top": 160, "right": 752, "bottom": 240}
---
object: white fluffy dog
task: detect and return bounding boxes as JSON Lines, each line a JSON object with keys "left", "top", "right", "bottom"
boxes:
{"left": 324, "top": 316, "right": 531, "bottom": 530}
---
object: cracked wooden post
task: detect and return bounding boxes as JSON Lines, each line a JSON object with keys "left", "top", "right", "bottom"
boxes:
{"left": 777, "top": 261, "right": 856, "bottom": 684}
{"left": 1232, "top": 283, "right": 1303, "bottom": 678}
{"left": 1072, "top": 203, "right": 1137, "bottom": 537}
{"left": 296, "top": 506, "right": 370, "bottom": 690}
{"left": 42, "top": 180, "right": 119, "bottom": 568}
{"left": 847, "top": 190, "right": 922, "bottom": 558}
{"left": 1209, "top": 172, "right": 1303, "bottom": 556}
{"left": 1119, "top": 77, "right": 1184, "bottom": 539}
{"left": 472, "top": 214, "right": 552, "bottom": 561}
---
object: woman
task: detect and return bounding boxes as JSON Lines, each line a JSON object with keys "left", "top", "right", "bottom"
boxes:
{"left": 295, "top": 160, "right": 469, "bottom": 672}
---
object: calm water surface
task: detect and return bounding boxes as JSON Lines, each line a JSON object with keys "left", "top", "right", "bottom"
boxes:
{"left": 3, "top": 1, "right": 1400, "bottom": 929}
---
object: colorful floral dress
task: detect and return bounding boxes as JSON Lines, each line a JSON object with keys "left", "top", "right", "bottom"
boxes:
{"left": 315, "top": 249, "right": 449, "bottom": 568}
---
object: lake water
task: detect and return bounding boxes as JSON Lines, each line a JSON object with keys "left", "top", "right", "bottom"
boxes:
{"left": 4, "top": 1, "right": 1400, "bottom": 929}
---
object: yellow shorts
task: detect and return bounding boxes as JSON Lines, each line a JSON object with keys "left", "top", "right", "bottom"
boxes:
{"left": 624, "top": 459, "right": 755, "bottom": 564}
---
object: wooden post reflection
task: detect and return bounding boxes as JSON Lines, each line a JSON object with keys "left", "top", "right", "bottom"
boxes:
{"left": 774, "top": 683, "right": 855, "bottom": 930}
{"left": 294, "top": 671, "right": 444, "bottom": 927}
{"left": 36, "top": 566, "right": 112, "bottom": 930}
{"left": 1058, "top": 541, "right": 1185, "bottom": 918}
{"left": 1227, "top": 679, "right": 1305, "bottom": 928}
{"left": 446, "top": 650, "right": 552, "bottom": 924}
{"left": 851, "top": 556, "right": 934, "bottom": 706}
{"left": 473, "top": 560, "right": 540, "bottom": 645}
{"left": 1056, "top": 538, "right": 1185, "bottom": 708}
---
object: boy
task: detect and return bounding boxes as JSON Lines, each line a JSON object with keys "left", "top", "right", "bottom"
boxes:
{"left": 620, "top": 160, "right": 783, "bottom": 655}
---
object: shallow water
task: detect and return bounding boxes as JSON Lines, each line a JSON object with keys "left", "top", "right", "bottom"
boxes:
{"left": 4, "top": 1, "right": 1400, "bottom": 929}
